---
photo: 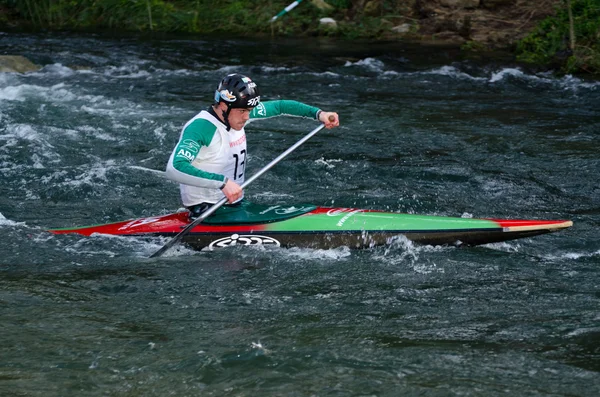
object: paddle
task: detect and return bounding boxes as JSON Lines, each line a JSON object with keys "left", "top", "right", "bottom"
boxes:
{"left": 149, "top": 117, "right": 333, "bottom": 258}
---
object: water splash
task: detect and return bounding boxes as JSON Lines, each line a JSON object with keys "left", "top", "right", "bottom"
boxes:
{"left": 543, "top": 249, "right": 600, "bottom": 261}
{"left": 344, "top": 57, "right": 385, "bottom": 72}
{"left": 424, "top": 65, "right": 486, "bottom": 81}
{"left": 0, "top": 212, "right": 26, "bottom": 227}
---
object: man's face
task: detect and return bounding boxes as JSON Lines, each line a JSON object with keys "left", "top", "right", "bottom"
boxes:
{"left": 227, "top": 107, "right": 252, "bottom": 131}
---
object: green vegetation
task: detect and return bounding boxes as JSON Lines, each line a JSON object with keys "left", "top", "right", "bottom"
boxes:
{"left": 0, "top": 0, "right": 599, "bottom": 76}
{"left": 516, "top": 0, "right": 600, "bottom": 75}
{"left": 0, "top": 0, "right": 410, "bottom": 37}
{"left": 0, "top": 0, "right": 275, "bottom": 33}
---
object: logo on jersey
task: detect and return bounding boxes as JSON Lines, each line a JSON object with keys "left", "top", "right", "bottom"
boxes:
{"left": 255, "top": 103, "right": 266, "bottom": 116}
{"left": 229, "top": 134, "right": 246, "bottom": 148}
{"left": 176, "top": 139, "right": 200, "bottom": 161}
{"left": 177, "top": 149, "right": 195, "bottom": 161}
{"left": 180, "top": 139, "right": 200, "bottom": 151}
{"left": 207, "top": 234, "right": 281, "bottom": 250}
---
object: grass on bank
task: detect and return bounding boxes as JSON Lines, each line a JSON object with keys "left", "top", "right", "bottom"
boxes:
{"left": 0, "top": 0, "right": 406, "bottom": 37}
{"left": 516, "top": 0, "right": 600, "bottom": 75}
{"left": 1, "top": 0, "right": 599, "bottom": 76}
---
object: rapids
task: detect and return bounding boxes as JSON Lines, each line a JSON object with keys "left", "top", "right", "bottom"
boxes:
{"left": 1, "top": 32, "right": 599, "bottom": 396}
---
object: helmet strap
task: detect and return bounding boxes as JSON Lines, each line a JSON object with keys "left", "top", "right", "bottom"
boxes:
{"left": 212, "top": 102, "right": 232, "bottom": 131}
{"left": 221, "top": 104, "right": 232, "bottom": 131}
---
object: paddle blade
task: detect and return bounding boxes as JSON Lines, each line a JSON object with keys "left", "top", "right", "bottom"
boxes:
{"left": 149, "top": 239, "right": 178, "bottom": 258}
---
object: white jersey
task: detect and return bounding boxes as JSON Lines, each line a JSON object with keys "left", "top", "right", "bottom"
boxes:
{"left": 166, "top": 110, "right": 246, "bottom": 205}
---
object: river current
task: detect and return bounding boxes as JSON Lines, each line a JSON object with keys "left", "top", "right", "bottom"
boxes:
{"left": 1, "top": 32, "right": 599, "bottom": 396}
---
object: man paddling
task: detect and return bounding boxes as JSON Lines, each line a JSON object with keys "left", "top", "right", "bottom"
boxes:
{"left": 165, "top": 73, "right": 339, "bottom": 218}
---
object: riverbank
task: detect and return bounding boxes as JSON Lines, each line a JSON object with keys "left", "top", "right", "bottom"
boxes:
{"left": 0, "top": 0, "right": 598, "bottom": 76}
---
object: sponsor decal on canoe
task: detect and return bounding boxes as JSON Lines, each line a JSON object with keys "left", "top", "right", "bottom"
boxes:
{"left": 326, "top": 208, "right": 356, "bottom": 216}
{"left": 336, "top": 210, "right": 362, "bottom": 227}
{"left": 259, "top": 205, "right": 281, "bottom": 214}
{"left": 119, "top": 217, "right": 161, "bottom": 230}
{"left": 208, "top": 234, "right": 281, "bottom": 250}
{"left": 326, "top": 208, "right": 362, "bottom": 227}
{"left": 259, "top": 205, "right": 313, "bottom": 215}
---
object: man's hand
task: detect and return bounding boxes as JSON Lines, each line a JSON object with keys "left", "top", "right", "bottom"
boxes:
{"left": 319, "top": 112, "right": 340, "bottom": 129}
{"left": 221, "top": 179, "right": 243, "bottom": 203}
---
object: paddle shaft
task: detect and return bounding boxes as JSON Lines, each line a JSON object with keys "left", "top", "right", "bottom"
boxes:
{"left": 150, "top": 120, "right": 330, "bottom": 258}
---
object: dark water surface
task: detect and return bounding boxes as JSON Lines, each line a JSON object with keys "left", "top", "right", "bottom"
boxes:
{"left": 1, "top": 32, "right": 599, "bottom": 396}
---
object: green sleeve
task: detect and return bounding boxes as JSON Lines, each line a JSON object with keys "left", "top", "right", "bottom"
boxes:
{"left": 171, "top": 118, "right": 226, "bottom": 183}
{"left": 249, "top": 100, "right": 320, "bottom": 121}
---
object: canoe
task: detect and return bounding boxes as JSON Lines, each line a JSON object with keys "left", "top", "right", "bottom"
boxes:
{"left": 49, "top": 202, "right": 573, "bottom": 250}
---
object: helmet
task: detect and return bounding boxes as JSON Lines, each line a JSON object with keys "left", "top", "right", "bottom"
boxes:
{"left": 214, "top": 74, "right": 260, "bottom": 109}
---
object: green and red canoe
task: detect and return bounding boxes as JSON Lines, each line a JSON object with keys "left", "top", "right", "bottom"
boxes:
{"left": 49, "top": 202, "right": 573, "bottom": 250}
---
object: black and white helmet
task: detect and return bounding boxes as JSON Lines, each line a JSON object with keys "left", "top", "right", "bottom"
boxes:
{"left": 214, "top": 74, "right": 260, "bottom": 109}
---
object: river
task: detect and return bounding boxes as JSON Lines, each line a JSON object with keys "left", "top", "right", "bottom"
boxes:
{"left": 1, "top": 32, "right": 599, "bottom": 396}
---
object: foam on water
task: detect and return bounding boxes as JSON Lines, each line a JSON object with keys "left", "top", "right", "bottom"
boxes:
{"left": 543, "top": 249, "right": 600, "bottom": 261}
{"left": 252, "top": 192, "right": 294, "bottom": 199}
{"left": 52, "top": 160, "right": 114, "bottom": 188}
{"left": 477, "top": 177, "right": 517, "bottom": 198}
{"left": 314, "top": 157, "right": 343, "bottom": 169}
{"left": 0, "top": 78, "right": 168, "bottom": 124}
{"left": 216, "top": 65, "right": 241, "bottom": 74}
{"left": 373, "top": 235, "right": 452, "bottom": 271}
{"left": 32, "top": 62, "right": 200, "bottom": 80}
{"left": 197, "top": 63, "right": 600, "bottom": 95}
{"left": 0, "top": 72, "right": 18, "bottom": 86}
{"left": 410, "top": 65, "right": 600, "bottom": 93}
{"left": 488, "top": 68, "right": 600, "bottom": 92}
{"left": 0, "top": 82, "right": 82, "bottom": 102}
{"left": 0, "top": 212, "right": 25, "bottom": 227}
{"left": 482, "top": 241, "right": 521, "bottom": 252}
{"left": 566, "top": 327, "right": 600, "bottom": 337}
{"left": 557, "top": 74, "right": 600, "bottom": 91}
{"left": 0, "top": 123, "right": 61, "bottom": 169}
{"left": 60, "top": 232, "right": 197, "bottom": 258}
{"left": 75, "top": 125, "right": 118, "bottom": 141}
{"left": 260, "top": 66, "right": 291, "bottom": 73}
{"left": 271, "top": 246, "right": 352, "bottom": 262}
{"left": 344, "top": 57, "right": 385, "bottom": 72}
{"left": 36, "top": 63, "right": 77, "bottom": 77}
{"left": 423, "top": 65, "right": 486, "bottom": 81}
{"left": 489, "top": 67, "right": 528, "bottom": 83}
{"left": 1, "top": 123, "right": 43, "bottom": 142}
{"left": 0, "top": 81, "right": 112, "bottom": 107}
{"left": 102, "top": 65, "right": 152, "bottom": 79}
{"left": 308, "top": 71, "right": 340, "bottom": 77}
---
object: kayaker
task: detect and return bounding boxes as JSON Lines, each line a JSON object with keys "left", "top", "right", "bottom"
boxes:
{"left": 165, "top": 73, "right": 339, "bottom": 218}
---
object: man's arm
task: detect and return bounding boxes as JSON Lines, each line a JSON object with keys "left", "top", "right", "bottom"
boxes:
{"left": 249, "top": 100, "right": 339, "bottom": 128}
{"left": 165, "top": 118, "right": 227, "bottom": 189}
